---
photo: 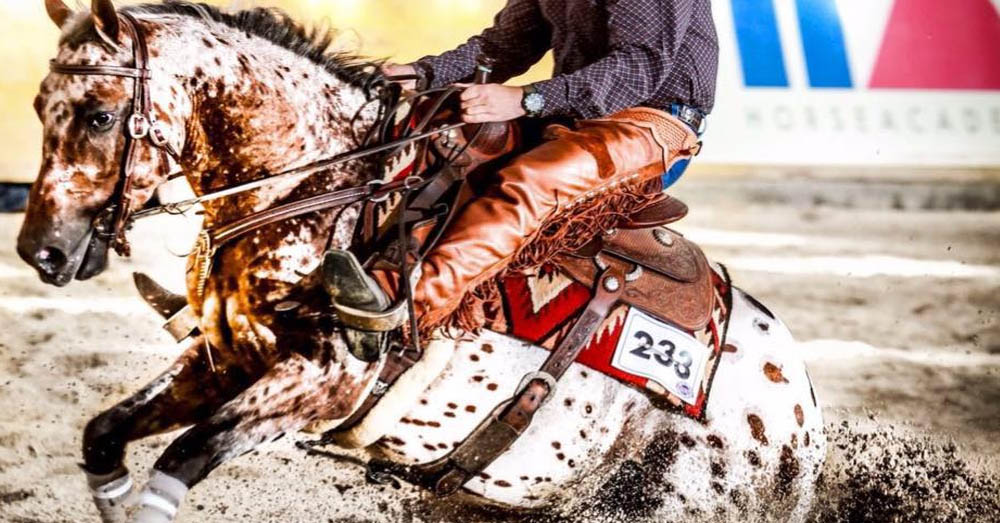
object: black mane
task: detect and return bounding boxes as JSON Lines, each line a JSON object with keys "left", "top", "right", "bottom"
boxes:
{"left": 91, "top": 1, "right": 379, "bottom": 86}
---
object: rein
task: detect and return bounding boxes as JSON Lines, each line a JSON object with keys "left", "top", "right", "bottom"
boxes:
{"left": 130, "top": 122, "right": 465, "bottom": 222}
{"left": 48, "top": 11, "right": 469, "bottom": 261}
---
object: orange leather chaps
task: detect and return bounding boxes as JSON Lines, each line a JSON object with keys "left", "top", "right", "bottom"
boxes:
{"left": 414, "top": 107, "right": 701, "bottom": 331}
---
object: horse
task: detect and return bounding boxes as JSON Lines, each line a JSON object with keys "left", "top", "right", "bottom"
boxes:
{"left": 17, "top": 1, "right": 825, "bottom": 521}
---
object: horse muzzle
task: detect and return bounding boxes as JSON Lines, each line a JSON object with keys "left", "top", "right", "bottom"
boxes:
{"left": 17, "top": 225, "right": 109, "bottom": 286}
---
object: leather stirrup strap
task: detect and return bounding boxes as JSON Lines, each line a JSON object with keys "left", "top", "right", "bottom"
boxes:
{"left": 367, "top": 266, "right": 625, "bottom": 495}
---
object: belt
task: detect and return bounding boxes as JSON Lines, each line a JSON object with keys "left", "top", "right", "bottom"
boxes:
{"left": 669, "top": 103, "right": 706, "bottom": 135}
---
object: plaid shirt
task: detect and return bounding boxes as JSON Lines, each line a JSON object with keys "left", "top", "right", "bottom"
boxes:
{"left": 415, "top": 0, "right": 719, "bottom": 119}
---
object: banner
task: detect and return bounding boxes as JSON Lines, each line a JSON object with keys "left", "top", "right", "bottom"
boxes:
{"left": 703, "top": 0, "right": 1000, "bottom": 166}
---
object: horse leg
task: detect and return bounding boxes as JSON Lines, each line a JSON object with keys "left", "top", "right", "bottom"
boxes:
{"left": 130, "top": 352, "right": 374, "bottom": 523}
{"left": 82, "top": 338, "right": 253, "bottom": 523}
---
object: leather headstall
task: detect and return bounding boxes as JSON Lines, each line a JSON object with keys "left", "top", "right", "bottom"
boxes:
{"left": 48, "top": 12, "right": 180, "bottom": 257}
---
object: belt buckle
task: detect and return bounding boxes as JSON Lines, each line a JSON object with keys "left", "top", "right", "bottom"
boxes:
{"left": 674, "top": 104, "right": 705, "bottom": 135}
{"left": 680, "top": 106, "right": 697, "bottom": 125}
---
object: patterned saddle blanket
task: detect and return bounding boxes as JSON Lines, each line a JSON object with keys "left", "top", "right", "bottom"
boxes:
{"left": 492, "top": 223, "right": 731, "bottom": 421}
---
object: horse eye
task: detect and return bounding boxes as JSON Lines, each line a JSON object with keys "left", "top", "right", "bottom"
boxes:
{"left": 87, "top": 112, "right": 117, "bottom": 132}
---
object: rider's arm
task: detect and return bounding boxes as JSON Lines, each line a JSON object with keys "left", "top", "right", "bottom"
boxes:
{"left": 413, "top": 0, "right": 551, "bottom": 87}
{"left": 531, "top": 0, "right": 697, "bottom": 119}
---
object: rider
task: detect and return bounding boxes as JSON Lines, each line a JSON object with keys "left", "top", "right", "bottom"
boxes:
{"left": 384, "top": 0, "right": 719, "bottom": 334}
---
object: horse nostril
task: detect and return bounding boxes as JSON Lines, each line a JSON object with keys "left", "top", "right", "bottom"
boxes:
{"left": 36, "top": 246, "right": 68, "bottom": 275}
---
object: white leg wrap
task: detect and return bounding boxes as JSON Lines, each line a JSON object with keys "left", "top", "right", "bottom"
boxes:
{"left": 87, "top": 469, "right": 133, "bottom": 523}
{"left": 131, "top": 471, "right": 188, "bottom": 523}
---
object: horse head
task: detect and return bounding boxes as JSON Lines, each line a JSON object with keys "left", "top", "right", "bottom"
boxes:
{"left": 20, "top": 0, "right": 391, "bottom": 366}
{"left": 19, "top": 0, "right": 382, "bottom": 293}
{"left": 18, "top": 0, "right": 187, "bottom": 286}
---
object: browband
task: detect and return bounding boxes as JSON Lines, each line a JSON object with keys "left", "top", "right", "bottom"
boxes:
{"left": 49, "top": 60, "right": 150, "bottom": 79}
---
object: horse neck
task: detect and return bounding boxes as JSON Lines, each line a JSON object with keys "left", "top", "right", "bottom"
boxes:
{"left": 144, "top": 14, "right": 376, "bottom": 225}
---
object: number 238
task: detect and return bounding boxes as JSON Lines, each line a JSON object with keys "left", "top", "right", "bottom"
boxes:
{"left": 629, "top": 331, "right": 693, "bottom": 380}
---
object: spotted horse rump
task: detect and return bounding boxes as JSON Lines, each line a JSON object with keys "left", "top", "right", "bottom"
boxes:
{"left": 350, "top": 297, "right": 826, "bottom": 520}
{"left": 330, "top": 228, "right": 824, "bottom": 520}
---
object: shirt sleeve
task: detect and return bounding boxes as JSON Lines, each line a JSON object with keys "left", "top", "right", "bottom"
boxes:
{"left": 414, "top": 0, "right": 552, "bottom": 87}
{"left": 533, "top": 0, "right": 696, "bottom": 119}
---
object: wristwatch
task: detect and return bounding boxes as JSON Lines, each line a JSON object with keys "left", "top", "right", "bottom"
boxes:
{"left": 521, "top": 85, "right": 545, "bottom": 118}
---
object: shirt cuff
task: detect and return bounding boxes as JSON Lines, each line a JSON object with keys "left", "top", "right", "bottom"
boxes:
{"left": 413, "top": 42, "right": 483, "bottom": 88}
{"left": 531, "top": 77, "right": 574, "bottom": 118}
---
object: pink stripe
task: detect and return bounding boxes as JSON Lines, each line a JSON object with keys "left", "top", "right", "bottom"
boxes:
{"left": 869, "top": 0, "right": 1000, "bottom": 90}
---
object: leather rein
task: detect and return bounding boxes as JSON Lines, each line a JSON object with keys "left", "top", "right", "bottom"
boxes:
{"left": 49, "top": 12, "right": 468, "bottom": 261}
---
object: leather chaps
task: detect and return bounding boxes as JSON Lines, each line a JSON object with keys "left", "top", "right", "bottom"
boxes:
{"left": 414, "top": 107, "right": 701, "bottom": 332}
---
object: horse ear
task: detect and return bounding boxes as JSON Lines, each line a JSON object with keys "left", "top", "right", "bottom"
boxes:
{"left": 91, "top": 0, "right": 121, "bottom": 43}
{"left": 44, "top": 0, "right": 73, "bottom": 28}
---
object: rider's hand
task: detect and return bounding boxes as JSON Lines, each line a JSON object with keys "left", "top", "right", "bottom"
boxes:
{"left": 381, "top": 63, "right": 418, "bottom": 90}
{"left": 459, "top": 84, "right": 526, "bottom": 124}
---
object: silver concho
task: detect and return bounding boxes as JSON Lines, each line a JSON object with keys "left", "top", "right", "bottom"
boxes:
{"left": 653, "top": 228, "right": 675, "bottom": 247}
{"left": 625, "top": 264, "right": 643, "bottom": 282}
{"left": 274, "top": 301, "right": 302, "bottom": 313}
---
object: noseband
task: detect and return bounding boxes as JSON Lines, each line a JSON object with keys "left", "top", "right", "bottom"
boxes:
{"left": 49, "top": 12, "right": 179, "bottom": 257}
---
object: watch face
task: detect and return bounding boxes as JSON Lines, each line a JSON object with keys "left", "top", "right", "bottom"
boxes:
{"left": 524, "top": 92, "right": 544, "bottom": 114}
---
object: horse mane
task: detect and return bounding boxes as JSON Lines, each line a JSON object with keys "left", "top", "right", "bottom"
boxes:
{"left": 64, "top": 1, "right": 379, "bottom": 86}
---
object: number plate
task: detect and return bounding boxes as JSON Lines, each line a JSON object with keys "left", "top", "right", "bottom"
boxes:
{"left": 611, "top": 308, "right": 711, "bottom": 404}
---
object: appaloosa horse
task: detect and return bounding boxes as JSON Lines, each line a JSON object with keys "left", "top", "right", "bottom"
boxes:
{"left": 17, "top": 2, "right": 825, "bottom": 522}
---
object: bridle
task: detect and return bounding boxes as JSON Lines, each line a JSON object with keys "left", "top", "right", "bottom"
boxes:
{"left": 48, "top": 12, "right": 470, "bottom": 261}
{"left": 49, "top": 12, "right": 180, "bottom": 257}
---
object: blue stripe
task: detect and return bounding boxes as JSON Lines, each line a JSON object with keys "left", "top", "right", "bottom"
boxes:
{"left": 731, "top": 0, "right": 789, "bottom": 87}
{"left": 795, "top": 0, "right": 853, "bottom": 88}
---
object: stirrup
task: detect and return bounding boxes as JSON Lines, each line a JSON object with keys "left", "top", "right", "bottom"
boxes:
{"left": 322, "top": 250, "right": 408, "bottom": 361}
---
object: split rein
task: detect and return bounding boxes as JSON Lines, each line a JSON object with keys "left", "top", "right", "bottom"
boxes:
{"left": 131, "top": 88, "right": 468, "bottom": 240}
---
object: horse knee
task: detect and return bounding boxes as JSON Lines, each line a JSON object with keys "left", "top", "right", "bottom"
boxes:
{"left": 82, "top": 411, "right": 128, "bottom": 475}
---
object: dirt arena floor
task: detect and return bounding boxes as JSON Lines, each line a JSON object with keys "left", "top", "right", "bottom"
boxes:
{"left": 1, "top": 171, "right": 998, "bottom": 522}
